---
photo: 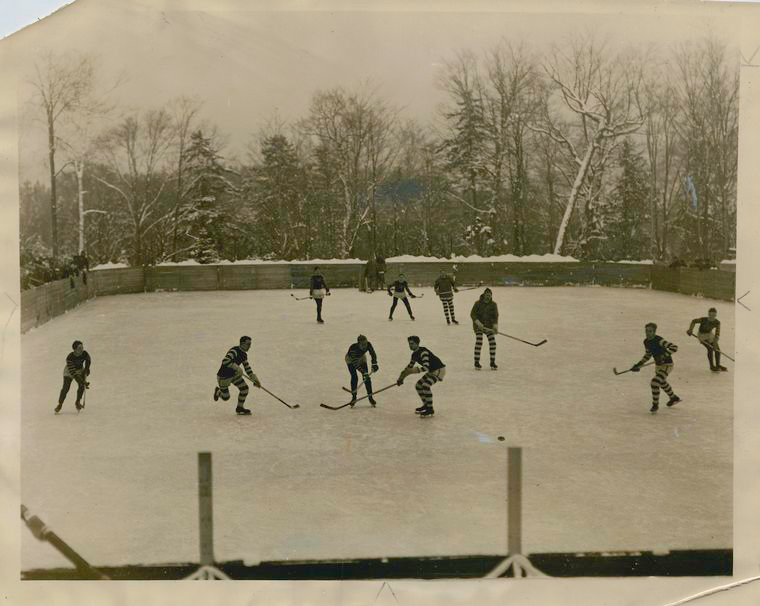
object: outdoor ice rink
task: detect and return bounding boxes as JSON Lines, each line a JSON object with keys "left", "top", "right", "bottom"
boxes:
{"left": 20, "top": 285, "right": 733, "bottom": 572}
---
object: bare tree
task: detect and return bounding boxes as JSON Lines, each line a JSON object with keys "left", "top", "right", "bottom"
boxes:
{"left": 30, "top": 51, "right": 96, "bottom": 258}
{"left": 304, "top": 86, "right": 398, "bottom": 258}
{"left": 95, "top": 109, "right": 175, "bottom": 265}
{"left": 482, "top": 40, "right": 541, "bottom": 254}
{"left": 531, "top": 33, "right": 646, "bottom": 255}
{"left": 672, "top": 37, "right": 738, "bottom": 260}
{"left": 167, "top": 96, "right": 203, "bottom": 256}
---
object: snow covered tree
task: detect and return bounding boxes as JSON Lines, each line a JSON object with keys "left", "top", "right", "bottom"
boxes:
{"left": 254, "top": 133, "right": 306, "bottom": 258}
{"left": 183, "top": 130, "right": 235, "bottom": 263}
{"left": 607, "top": 139, "right": 651, "bottom": 259}
{"left": 532, "top": 33, "right": 646, "bottom": 256}
{"left": 95, "top": 109, "right": 175, "bottom": 265}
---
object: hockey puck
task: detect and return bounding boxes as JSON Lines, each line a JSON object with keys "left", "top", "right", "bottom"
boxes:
{"left": 497, "top": 436, "right": 505, "bottom": 441}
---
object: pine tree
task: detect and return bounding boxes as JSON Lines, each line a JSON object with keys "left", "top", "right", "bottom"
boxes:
{"left": 184, "top": 131, "right": 231, "bottom": 263}
{"left": 608, "top": 139, "right": 651, "bottom": 259}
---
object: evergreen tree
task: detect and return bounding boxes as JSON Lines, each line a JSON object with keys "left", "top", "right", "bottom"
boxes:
{"left": 608, "top": 139, "right": 651, "bottom": 259}
{"left": 184, "top": 131, "right": 231, "bottom": 263}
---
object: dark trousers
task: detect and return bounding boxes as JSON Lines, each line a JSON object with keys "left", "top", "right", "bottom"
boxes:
{"left": 389, "top": 297, "right": 413, "bottom": 318}
{"left": 59, "top": 375, "right": 86, "bottom": 405}
{"left": 348, "top": 362, "right": 373, "bottom": 395}
{"left": 315, "top": 298, "right": 323, "bottom": 320}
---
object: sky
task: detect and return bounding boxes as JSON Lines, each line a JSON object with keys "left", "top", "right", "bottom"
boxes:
{"left": 0, "top": 0, "right": 753, "bottom": 182}
{"left": 0, "top": 1, "right": 73, "bottom": 38}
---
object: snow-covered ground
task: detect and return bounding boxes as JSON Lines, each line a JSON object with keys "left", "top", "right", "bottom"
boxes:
{"left": 20, "top": 287, "right": 733, "bottom": 571}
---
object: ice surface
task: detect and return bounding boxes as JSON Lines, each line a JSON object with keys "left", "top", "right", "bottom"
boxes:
{"left": 20, "top": 287, "right": 733, "bottom": 570}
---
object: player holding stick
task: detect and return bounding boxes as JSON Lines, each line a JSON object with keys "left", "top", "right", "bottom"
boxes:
{"left": 213, "top": 336, "right": 261, "bottom": 415}
{"left": 397, "top": 336, "right": 446, "bottom": 417}
{"left": 687, "top": 307, "right": 727, "bottom": 372}
{"left": 630, "top": 323, "right": 681, "bottom": 414}
{"left": 55, "top": 340, "right": 91, "bottom": 414}
{"left": 345, "top": 335, "right": 378, "bottom": 407}
{"left": 470, "top": 288, "right": 498, "bottom": 369}
{"left": 434, "top": 269, "right": 459, "bottom": 325}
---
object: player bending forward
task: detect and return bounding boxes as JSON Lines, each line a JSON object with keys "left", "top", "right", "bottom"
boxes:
{"left": 396, "top": 336, "right": 446, "bottom": 417}
{"left": 214, "top": 336, "right": 261, "bottom": 415}
{"left": 630, "top": 323, "right": 681, "bottom": 414}
{"left": 55, "top": 340, "right": 91, "bottom": 414}
{"left": 687, "top": 307, "right": 726, "bottom": 372}
{"left": 345, "top": 334, "right": 378, "bottom": 407}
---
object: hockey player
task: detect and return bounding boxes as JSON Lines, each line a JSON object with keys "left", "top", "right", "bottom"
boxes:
{"left": 434, "top": 268, "right": 459, "bottom": 324}
{"left": 310, "top": 266, "right": 330, "bottom": 324}
{"left": 345, "top": 335, "right": 378, "bottom": 406}
{"left": 387, "top": 273, "right": 417, "bottom": 321}
{"left": 630, "top": 323, "right": 681, "bottom": 414}
{"left": 214, "top": 336, "right": 261, "bottom": 415}
{"left": 687, "top": 307, "right": 726, "bottom": 371}
{"left": 396, "top": 336, "right": 446, "bottom": 417}
{"left": 55, "top": 340, "right": 91, "bottom": 413}
{"left": 470, "top": 288, "right": 498, "bottom": 369}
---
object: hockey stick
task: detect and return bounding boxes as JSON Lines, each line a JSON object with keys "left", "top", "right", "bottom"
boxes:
{"left": 612, "top": 360, "right": 656, "bottom": 375}
{"left": 496, "top": 331, "right": 547, "bottom": 347}
{"left": 290, "top": 293, "right": 312, "bottom": 301}
{"left": 342, "top": 369, "right": 376, "bottom": 393}
{"left": 259, "top": 385, "right": 300, "bottom": 409}
{"left": 688, "top": 333, "right": 734, "bottom": 362}
{"left": 320, "top": 382, "right": 397, "bottom": 410}
{"left": 455, "top": 281, "right": 484, "bottom": 292}
{"left": 241, "top": 376, "right": 300, "bottom": 408}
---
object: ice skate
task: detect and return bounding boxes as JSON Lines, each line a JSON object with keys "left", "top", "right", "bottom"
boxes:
{"left": 650, "top": 403, "right": 659, "bottom": 414}
{"left": 666, "top": 395, "right": 681, "bottom": 407}
{"left": 368, "top": 396, "right": 377, "bottom": 407}
{"left": 235, "top": 407, "right": 252, "bottom": 415}
{"left": 474, "top": 361, "right": 482, "bottom": 370}
{"left": 54, "top": 404, "right": 62, "bottom": 414}
{"left": 415, "top": 404, "right": 427, "bottom": 414}
{"left": 490, "top": 362, "right": 498, "bottom": 370}
{"left": 418, "top": 406, "right": 434, "bottom": 417}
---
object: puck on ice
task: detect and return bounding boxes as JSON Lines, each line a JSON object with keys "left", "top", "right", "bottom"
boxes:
{"left": 498, "top": 436, "right": 505, "bottom": 441}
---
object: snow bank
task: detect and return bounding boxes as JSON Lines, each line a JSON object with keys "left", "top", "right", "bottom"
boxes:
{"left": 93, "top": 254, "right": 662, "bottom": 268}
{"left": 386, "top": 253, "right": 580, "bottom": 263}
{"left": 156, "top": 259, "right": 201, "bottom": 266}
{"left": 720, "top": 259, "right": 736, "bottom": 265}
{"left": 91, "top": 262, "right": 129, "bottom": 270}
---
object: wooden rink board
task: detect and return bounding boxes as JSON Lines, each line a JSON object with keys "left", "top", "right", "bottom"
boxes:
{"left": 20, "top": 262, "right": 734, "bottom": 333}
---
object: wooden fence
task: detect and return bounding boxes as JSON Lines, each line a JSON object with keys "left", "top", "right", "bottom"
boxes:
{"left": 19, "top": 263, "right": 735, "bottom": 333}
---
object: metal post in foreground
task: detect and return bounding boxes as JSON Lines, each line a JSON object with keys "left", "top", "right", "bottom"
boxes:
{"left": 485, "top": 446, "right": 547, "bottom": 578}
{"left": 198, "top": 451, "right": 214, "bottom": 566}
{"left": 507, "top": 446, "right": 522, "bottom": 556}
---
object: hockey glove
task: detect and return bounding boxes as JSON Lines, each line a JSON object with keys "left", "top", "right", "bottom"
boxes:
{"left": 630, "top": 364, "right": 641, "bottom": 372}
{"left": 371, "top": 363, "right": 379, "bottom": 373}
{"left": 686, "top": 330, "right": 693, "bottom": 336}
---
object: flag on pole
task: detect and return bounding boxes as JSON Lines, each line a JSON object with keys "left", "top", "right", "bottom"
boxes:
{"left": 684, "top": 176, "right": 698, "bottom": 211}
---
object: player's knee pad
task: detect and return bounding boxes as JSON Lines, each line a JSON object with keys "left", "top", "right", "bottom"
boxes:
{"left": 220, "top": 389, "right": 230, "bottom": 401}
